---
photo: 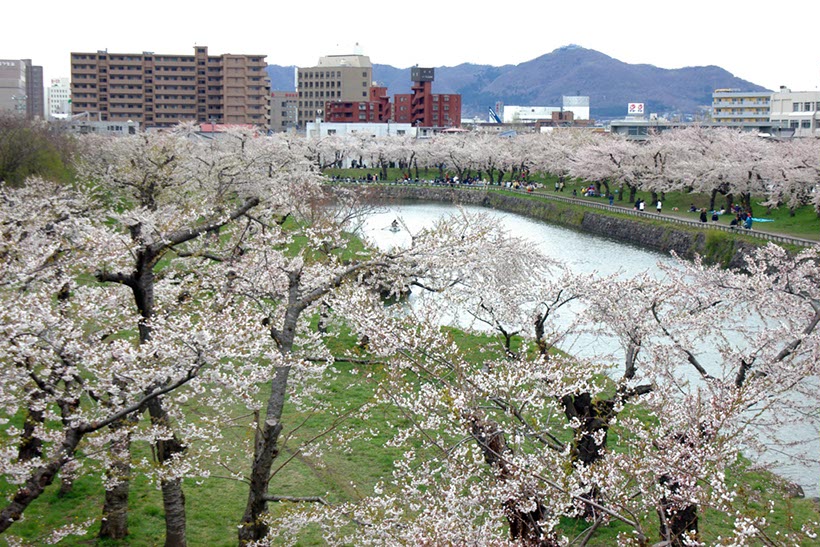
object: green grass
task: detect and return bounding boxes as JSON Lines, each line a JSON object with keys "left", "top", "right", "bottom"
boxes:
{"left": 2, "top": 327, "right": 818, "bottom": 545}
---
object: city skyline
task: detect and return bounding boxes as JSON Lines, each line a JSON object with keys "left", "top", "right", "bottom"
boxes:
{"left": 4, "top": 0, "right": 820, "bottom": 93}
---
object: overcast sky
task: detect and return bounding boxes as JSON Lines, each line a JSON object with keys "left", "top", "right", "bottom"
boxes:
{"left": 5, "top": 0, "right": 819, "bottom": 93}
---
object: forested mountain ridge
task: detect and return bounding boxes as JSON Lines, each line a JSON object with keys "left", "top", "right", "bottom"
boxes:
{"left": 266, "top": 45, "right": 768, "bottom": 120}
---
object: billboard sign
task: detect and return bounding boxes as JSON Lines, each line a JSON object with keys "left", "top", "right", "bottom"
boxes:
{"left": 411, "top": 67, "right": 435, "bottom": 82}
{"left": 628, "top": 102, "right": 645, "bottom": 115}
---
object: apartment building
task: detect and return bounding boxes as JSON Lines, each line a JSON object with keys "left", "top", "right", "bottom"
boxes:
{"left": 393, "top": 67, "right": 461, "bottom": 128}
{"left": 70, "top": 46, "right": 270, "bottom": 129}
{"left": 711, "top": 89, "right": 771, "bottom": 128}
{"left": 297, "top": 54, "right": 372, "bottom": 127}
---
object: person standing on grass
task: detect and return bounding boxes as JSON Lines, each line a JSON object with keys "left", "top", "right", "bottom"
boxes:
{"left": 656, "top": 200, "right": 662, "bottom": 213}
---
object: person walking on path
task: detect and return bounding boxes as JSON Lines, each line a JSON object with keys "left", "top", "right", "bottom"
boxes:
{"left": 639, "top": 200, "right": 645, "bottom": 213}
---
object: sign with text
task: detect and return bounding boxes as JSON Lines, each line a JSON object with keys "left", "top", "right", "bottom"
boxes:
{"left": 628, "top": 103, "right": 645, "bottom": 115}
{"left": 411, "top": 67, "right": 435, "bottom": 82}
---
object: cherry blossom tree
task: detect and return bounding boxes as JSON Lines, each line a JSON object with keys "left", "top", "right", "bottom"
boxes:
{"left": 0, "top": 179, "right": 259, "bottom": 542}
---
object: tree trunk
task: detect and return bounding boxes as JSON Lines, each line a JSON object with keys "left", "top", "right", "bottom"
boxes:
{"left": 470, "top": 417, "right": 558, "bottom": 546}
{"left": 99, "top": 423, "right": 132, "bottom": 540}
{"left": 561, "top": 393, "right": 616, "bottom": 517}
{"left": 145, "top": 397, "right": 187, "bottom": 547}
{"left": 18, "top": 396, "right": 44, "bottom": 462}
{"left": 725, "top": 193, "right": 734, "bottom": 212}
{"left": 658, "top": 477, "right": 699, "bottom": 546}
{"left": 161, "top": 478, "right": 187, "bottom": 547}
{"left": 741, "top": 192, "right": 752, "bottom": 215}
{"left": 709, "top": 189, "right": 718, "bottom": 212}
{"left": 239, "top": 365, "right": 291, "bottom": 544}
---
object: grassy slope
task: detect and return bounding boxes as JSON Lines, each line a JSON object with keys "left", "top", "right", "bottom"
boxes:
{"left": 2, "top": 330, "right": 817, "bottom": 545}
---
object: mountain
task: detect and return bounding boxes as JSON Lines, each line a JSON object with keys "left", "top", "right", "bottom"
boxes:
{"left": 266, "top": 45, "right": 769, "bottom": 120}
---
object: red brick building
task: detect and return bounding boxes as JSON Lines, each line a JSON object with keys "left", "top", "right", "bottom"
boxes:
{"left": 324, "top": 86, "right": 392, "bottom": 123}
{"left": 392, "top": 67, "right": 461, "bottom": 128}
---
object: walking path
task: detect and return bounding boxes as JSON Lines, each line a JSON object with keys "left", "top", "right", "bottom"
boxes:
{"left": 525, "top": 188, "right": 818, "bottom": 248}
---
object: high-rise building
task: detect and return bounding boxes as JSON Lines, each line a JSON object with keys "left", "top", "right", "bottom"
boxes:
{"left": 0, "top": 59, "right": 44, "bottom": 119}
{"left": 47, "top": 78, "right": 71, "bottom": 120}
{"left": 0, "top": 59, "right": 27, "bottom": 116}
{"left": 70, "top": 46, "right": 270, "bottom": 129}
{"left": 393, "top": 67, "right": 461, "bottom": 128}
{"left": 297, "top": 54, "right": 372, "bottom": 128}
{"left": 23, "top": 60, "right": 44, "bottom": 119}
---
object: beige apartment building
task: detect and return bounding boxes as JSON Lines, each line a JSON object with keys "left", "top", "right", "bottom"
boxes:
{"left": 71, "top": 46, "right": 270, "bottom": 129}
{"left": 711, "top": 89, "right": 771, "bottom": 127}
{"left": 297, "top": 54, "right": 372, "bottom": 127}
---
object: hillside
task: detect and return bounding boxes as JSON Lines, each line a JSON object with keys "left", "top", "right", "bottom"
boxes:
{"left": 266, "top": 45, "right": 769, "bottom": 120}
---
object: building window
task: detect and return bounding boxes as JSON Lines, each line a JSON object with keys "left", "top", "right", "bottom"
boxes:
{"left": 793, "top": 103, "right": 801, "bottom": 112}
{"left": 802, "top": 120, "right": 811, "bottom": 128}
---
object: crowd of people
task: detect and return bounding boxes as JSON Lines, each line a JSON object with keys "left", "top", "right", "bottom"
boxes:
{"left": 689, "top": 203, "right": 754, "bottom": 229}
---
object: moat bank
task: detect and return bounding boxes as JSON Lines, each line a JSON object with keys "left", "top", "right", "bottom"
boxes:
{"left": 347, "top": 184, "right": 764, "bottom": 269}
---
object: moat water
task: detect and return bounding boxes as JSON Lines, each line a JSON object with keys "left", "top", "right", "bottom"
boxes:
{"left": 359, "top": 201, "right": 819, "bottom": 498}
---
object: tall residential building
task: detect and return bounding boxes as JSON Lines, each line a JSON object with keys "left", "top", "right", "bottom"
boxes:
{"left": 711, "top": 89, "right": 771, "bottom": 128}
{"left": 393, "top": 67, "right": 461, "bottom": 128}
{"left": 47, "top": 78, "right": 71, "bottom": 120}
{"left": 270, "top": 91, "right": 298, "bottom": 132}
{"left": 769, "top": 86, "right": 820, "bottom": 138}
{"left": 297, "top": 54, "right": 372, "bottom": 128}
{"left": 70, "top": 46, "right": 270, "bottom": 129}
{"left": 0, "top": 59, "right": 44, "bottom": 119}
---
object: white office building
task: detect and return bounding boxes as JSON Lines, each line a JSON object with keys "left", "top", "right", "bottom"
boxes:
{"left": 769, "top": 86, "right": 820, "bottom": 138}
{"left": 47, "top": 78, "right": 71, "bottom": 120}
{"left": 503, "top": 96, "right": 590, "bottom": 123}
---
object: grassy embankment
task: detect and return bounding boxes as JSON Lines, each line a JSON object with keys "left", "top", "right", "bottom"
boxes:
{"left": 325, "top": 167, "right": 820, "bottom": 242}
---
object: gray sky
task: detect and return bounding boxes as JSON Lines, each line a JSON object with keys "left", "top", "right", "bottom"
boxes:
{"left": 5, "top": 0, "right": 819, "bottom": 92}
